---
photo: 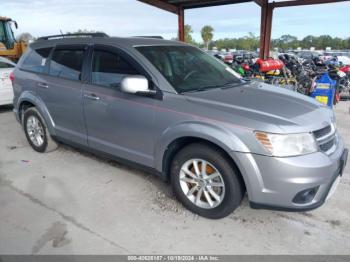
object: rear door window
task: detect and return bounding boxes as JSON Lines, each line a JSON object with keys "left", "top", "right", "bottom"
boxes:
{"left": 21, "top": 48, "right": 52, "bottom": 73}
{"left": 49, "top": 48, "right": 85, "bottom": 81}
{"left": 91, "top": 49, "right": 138, "bottom": 88}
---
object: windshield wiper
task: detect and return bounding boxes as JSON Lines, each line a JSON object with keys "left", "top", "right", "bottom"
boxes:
{"left": 221, "top": 79, "right": 250, "bottom": 89}
{"left": 181, "top": 79, "right": 248, "bottom": 94}
{"left": 181, "top": 86, "right": 218, "bottom": 93}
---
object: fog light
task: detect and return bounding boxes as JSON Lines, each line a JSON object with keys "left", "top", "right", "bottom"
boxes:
{"left": 292, "top": 186, "right": 319, "bottom": 204}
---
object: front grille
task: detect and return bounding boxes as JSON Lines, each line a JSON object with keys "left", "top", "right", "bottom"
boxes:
{"left": 313, "top": 124, "right": 337, "bottom": 155}
{"left": 319, "top": 137, "right": 336, "bottom": 152}
{"left": 314, "top": 125, "right": 332, "bottom": 139}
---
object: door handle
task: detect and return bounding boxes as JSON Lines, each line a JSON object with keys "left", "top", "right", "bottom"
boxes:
{"left": 84, "top": 93, "right": 100, "bottom": 101}
{"left": 37, "top": 82, "right": 49, "bottom": 89}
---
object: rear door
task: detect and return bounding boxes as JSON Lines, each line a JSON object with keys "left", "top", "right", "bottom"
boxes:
{"left": 82, "top": 45, "right": 157, "bottom": 167}
{"left": 37, "top": 45, "right": 88, "bottom": 145}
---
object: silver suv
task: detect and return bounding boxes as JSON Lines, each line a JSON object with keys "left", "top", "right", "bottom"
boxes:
{"left": 12, "top": 34, "right": 348, "bottom": 219}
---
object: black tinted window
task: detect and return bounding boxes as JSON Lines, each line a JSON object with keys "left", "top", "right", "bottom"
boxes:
{"left": 92, "top": 50, "right": 138, "bottom": 88}
{"left": 49, "top": 49, "right": 85, "bottom": 81}
{"left": 0, "top": 61, "right": 15, "bottom": 68}
{"left": 21, "top": 48, "right": 51, "bottom": 73}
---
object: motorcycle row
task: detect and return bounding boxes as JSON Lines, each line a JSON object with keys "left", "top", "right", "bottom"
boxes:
{"left": 229, "top": 53, "right": 350, "bottom": 105}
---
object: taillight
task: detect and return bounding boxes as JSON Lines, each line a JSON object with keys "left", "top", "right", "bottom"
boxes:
{"left": 10, "top": 71, "right": 15, "bottom": 82}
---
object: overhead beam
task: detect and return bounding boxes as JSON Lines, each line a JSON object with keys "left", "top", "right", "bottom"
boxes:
{"left": 271, "top": 0, "right": 350, "bottom": 8}
{"left": 180, "top": 0, "right": 252, "bottom": 9}
{"left": 254, "top": 0, "right": 264, "bottom": 6}
{"left": 138, "top": 0, "right": 178, "bottom": 14}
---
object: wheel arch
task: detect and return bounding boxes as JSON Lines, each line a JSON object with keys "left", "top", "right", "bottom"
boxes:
{"left": 161, "top": 136, "right": 247, "bottom": 192}
{"left": 16, "top": 91, "right": 56, "bottom": 136}
{"left": 155, "top": 122, "right": 249, "bottom": 189}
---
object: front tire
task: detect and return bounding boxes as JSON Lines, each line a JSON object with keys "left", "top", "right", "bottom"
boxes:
{"left": 23, "top": 107, "right": 58, "bottom": 153}
{"left": 171, "top": 143, "right": 244, "bottom": 219}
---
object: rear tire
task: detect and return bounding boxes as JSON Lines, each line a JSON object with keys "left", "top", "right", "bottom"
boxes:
{"left": 170, "top": 143, "right": 244, "bottom": 219}
{"left": 23, "top": 107, "right": 58, "bottom": 153}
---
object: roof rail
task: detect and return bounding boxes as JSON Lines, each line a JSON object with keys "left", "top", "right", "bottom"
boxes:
{"left": 37, "top": 33, "right": 109, "bottom": 41}
{"left": 133, "top": 36, "right": 164, "bottom": 39}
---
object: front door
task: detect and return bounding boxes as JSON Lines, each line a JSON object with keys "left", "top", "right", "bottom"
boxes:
{"left": 83, "top": 46, "right": 157, "bottom": 167}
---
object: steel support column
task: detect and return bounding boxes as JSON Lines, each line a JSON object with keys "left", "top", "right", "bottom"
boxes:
{"left": 259, "top": 1, "right": 273, "bottom": 59}
{"left": 178, "top": 6, "right": 185, "bottom": 41}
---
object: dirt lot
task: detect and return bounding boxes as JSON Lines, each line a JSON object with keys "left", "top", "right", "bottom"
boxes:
{"left": 0, "top": 102, "right": 349, "bottom": 255}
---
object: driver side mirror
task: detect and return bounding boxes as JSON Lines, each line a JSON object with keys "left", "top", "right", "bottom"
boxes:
{"left": 120, "top": 75, "right": 156, "bottom": 96}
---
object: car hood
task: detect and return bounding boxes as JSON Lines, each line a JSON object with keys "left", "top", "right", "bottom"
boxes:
{"left": 183, "top": 81, "right": 333, "bottom": 133}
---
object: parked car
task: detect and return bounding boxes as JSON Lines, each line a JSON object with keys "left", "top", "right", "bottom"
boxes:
{"left": 12, "top": 35, "right": 348, "bottom": 219}
{"left": 205, "top": 50, "right": 222, "bottom": 61}
{"left": 205, "top": 50, "right": 218, "bottom": 57}
{"left": 0, "top": 57, "right": 16, "bottom": 106}
{"left": 215, "top": 51, "right": 233, "bottom": 64}
{"left": 322, "top": 52, "right": 350, "bottom": 66}
{"left": 297, "top": 51, "right": 321, "bottom": 60}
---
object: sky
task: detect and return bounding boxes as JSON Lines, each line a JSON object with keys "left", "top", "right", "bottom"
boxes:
{"left": 2, "top": 0, "right": 350, "bottom": 42}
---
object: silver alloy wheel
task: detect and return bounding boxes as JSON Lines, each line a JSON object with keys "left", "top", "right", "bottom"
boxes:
{"left": 26, "top": 115, "right": 45, "bottom": 147}
{"left": 179, "top": 159, "right": 225, "bottom": 209}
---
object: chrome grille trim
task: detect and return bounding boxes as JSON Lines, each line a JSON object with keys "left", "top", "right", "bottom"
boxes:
{"left": 314, "top": 125, "right": 332, "bottom": 139}
{"left": 313, "top": 124, "right": 338, "bottom": 155}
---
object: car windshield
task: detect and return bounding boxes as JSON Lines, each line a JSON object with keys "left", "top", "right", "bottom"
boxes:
{"left": 135, "top": 45, "right": 242, "bottom": 93}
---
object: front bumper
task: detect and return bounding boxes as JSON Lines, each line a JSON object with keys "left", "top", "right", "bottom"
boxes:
{"left": 231, "top": 137, "right": 348, "bottom": 211}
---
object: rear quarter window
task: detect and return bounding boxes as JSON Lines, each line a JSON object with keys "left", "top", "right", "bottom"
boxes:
{"left": 21, "top": 48, "right": 52, "bottom": 73}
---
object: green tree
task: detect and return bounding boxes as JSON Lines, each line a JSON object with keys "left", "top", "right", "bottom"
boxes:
{"left": 16, "top": 32, "right": 34, "bottom": 42}
{"left": 274, "top": 34, "right": 298, "bottom": 50}
{"left": 201, "top": 25, "right": 214, "bottom": 50}
{"left": 316, "top": 35, "right": 333, "bottom": 49}
{"left": 301, "top": 35, "right": 316, "bottom": 49}
{"left": 184, "top": 24, "right": 194, "bottom": 44}
{"left": 212, "top": 34, "right": 350, "bottom": 52}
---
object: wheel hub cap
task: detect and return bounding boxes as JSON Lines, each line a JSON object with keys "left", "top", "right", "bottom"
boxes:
{"left": 179, "top": 159, "right": 225, "bottom": 209}
{"left": 26, "top": 115, "right": 45, "bottom": 147}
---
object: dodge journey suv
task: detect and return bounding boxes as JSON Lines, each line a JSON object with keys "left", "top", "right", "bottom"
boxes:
{"left": 12, "top": 34, "right": 348, "bottom": 219}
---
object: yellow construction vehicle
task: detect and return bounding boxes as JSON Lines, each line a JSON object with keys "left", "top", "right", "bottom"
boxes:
{"left": 0, "top": 17, "right": 28, "bottom": 61}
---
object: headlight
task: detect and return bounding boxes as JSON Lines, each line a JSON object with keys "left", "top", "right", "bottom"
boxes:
{"left": 255, "top": 131, "right": 318, "bottom": 157}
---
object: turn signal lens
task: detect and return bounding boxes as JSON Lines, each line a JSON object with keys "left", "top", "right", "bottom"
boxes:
{"left": 255, "top": 132, "right": 273, "bottom": 151}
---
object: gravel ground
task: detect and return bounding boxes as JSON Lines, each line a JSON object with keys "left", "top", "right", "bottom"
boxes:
{"left": 0, "top": 101, "right": 349, "bottom": 255}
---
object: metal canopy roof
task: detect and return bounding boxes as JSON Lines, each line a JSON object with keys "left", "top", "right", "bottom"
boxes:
{"left": 162, "top": 0, "right": 252, "bottom": 9}
{"left": 139, "top": 0, "right": 349, "bottom": 13}
{"left": 138, "top": 0, "right": 350, "bottom": 58}
{"left": 138, "top": 0, "right": 253, "bottom": 13}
